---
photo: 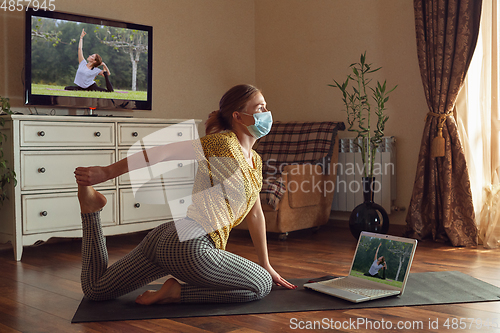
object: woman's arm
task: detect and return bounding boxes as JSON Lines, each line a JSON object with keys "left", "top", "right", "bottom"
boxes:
{"left": 246, "top": 199, "right": 296, "bottom": 290}
{"left": 75, "top": 139, "right": 196, "bottom": 186}
{"left": 374, "top": 243, "right": 381, "bottom": 261}
{"left": 101, "top": 62, "right": 111, "bottom": 76}
{"left": 78, "top": 29, "right": 86, "bottom": 63}
{"left": 97, "top": 63, "right": 111, "bottom": 77}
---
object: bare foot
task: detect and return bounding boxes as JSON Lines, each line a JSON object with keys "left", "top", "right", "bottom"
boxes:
{"left": 135, "top": 278, "right": 181, "bottom": 305}
{"left": 78, "top": 185, "right": 107, "bottom": 214}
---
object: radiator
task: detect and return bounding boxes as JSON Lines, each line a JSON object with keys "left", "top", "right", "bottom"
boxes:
{"left": 331, "top": 136, "right": 396, "bottom": 213}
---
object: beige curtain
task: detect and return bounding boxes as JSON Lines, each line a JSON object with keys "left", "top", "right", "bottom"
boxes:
{"left": 406, "top": 0, "right": 482, "bottom": 247}
{"left": 456, "top": 0, "right": 500, "bottom": 249}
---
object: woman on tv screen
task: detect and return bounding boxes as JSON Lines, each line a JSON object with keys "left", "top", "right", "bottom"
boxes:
{"left": 64, "top": 29, "right": 114, "bottom": 93}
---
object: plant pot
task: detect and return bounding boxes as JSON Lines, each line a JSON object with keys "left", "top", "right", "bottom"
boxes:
{"left": 348, "top": 177, "right": 389, "bottom": 239}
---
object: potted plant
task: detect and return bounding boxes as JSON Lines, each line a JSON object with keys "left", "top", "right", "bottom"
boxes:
{"left": 329, "top": 52, "right": 397, "bottom": 238}
{"left": 0, "top": 96, "right": 17, "bottom": 205}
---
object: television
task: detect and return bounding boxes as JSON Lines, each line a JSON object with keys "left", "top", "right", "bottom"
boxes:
{"left": 25, "top": 8, "right": 153, "bottom": 111}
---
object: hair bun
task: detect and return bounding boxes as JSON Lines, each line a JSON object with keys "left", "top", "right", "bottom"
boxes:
{"left": 208, "top": 110, "right": 220, "bottom": 119}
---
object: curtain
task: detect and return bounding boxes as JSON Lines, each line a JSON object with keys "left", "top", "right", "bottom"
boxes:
{"left": 456, "top": 0, "right": 500, "bottom": 248}
{"left": 405, "top": 0, "right": 482, "bottom": 246}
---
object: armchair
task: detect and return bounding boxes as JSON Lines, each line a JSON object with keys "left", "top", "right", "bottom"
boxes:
{"left": 236, "top": 121, "right": 345, "bottom": 239}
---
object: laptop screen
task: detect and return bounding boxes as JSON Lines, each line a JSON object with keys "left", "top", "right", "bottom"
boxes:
{"left": 349, "top": 233, "right": 417, "bottom": 289}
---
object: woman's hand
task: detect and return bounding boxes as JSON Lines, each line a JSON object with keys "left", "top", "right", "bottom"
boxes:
{"left": 74, "top": 166, "right": 109, "bottom": 186}
{"left": 264, "top": 264, "right": 297, "bottom": 290}
{"left": 80, "top": 28, "right": 86, "bottom": 39}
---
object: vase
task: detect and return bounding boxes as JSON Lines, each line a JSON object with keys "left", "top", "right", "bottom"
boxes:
{"left": 348, "top": 177, "right": 389, "bottom": 239}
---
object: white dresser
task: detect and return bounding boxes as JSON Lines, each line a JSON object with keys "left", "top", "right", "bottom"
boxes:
{"left": 0, "top": 115, "right": 200, "bottom": 260}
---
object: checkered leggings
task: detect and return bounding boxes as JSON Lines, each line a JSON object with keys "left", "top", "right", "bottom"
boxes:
{"left": 80, "top": 212, "right": 273, "bottom": 303}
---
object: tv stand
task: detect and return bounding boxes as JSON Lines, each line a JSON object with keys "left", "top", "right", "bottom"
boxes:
{"left": 0, "top": 115, "right": 200, "bottom": 260}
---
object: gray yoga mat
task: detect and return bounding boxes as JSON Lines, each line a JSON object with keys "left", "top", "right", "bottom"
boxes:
{"left": 72, "top": 271, "right": 500, "bottom": 323}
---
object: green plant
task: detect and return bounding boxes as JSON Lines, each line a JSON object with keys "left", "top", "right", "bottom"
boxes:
{"left": 0, "top": 96, "right": 17, "bottom": 204}
{"left": 329, "top": 52, "right": 397, "bottom": 177}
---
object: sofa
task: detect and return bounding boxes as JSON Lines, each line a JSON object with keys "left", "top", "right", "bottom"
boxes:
{"left": 236, "top": 121, "right": 345, "bottom": 239}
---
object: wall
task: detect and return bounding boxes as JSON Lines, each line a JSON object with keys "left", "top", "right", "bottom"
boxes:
{"left": 0, "top": 0, "right": 256, "bottom": 124}
{"left": 254, "top": 0, "right": 428, "bottom": 225}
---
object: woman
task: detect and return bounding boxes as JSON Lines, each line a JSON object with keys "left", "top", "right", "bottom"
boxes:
{"left": 65, "top": 28, "right": 114, "bottom": 92}
{"left": 364, "top": 243, "right": 387, "bottom": 279}
{"left": 74, "top": 84, "right": 296, "bottom": 305}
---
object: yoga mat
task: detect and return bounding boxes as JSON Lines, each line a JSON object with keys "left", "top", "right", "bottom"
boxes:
{"left": 72, "top": 271, "right": 500, "bottom": 323}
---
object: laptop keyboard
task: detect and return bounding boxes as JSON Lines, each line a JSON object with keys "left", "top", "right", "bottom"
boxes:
{"left": 320, "top": 278, "right": 397, "bottom": 297}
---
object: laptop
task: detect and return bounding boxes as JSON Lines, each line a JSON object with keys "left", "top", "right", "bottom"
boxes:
{"left": 304, "top": 231, "right": 418, "bottom": 303}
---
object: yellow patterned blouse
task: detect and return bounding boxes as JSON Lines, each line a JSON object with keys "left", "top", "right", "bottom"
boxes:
{"left": 186, "top": 131, "right": 263, "bottom": 250}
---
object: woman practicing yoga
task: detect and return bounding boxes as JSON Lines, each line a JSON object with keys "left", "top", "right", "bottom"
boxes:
{"left": 65, "top": 28, "right": 114, "bottom": 92}
{"left": 364, "top": 243, "right": 387, "bottom": 279}
{"left": 75, "top": 84, "right": 296, "bottom": 305}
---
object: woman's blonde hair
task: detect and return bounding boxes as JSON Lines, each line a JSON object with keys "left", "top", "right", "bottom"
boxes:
{"left": 205, "top": 84, "right": 261, "bottom": 135}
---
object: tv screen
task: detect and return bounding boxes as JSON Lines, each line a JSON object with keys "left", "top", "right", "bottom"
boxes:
{"left": 25, "top": 8, "right": 153, "bottom": 111}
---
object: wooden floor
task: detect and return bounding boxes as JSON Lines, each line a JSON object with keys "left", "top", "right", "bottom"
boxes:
{"left": 1, "top": 221, "right": 499, "bottom": 333}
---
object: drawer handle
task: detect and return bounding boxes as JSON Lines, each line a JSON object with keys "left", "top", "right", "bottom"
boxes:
{"left": 134, "top": 203, "right": 141, "bottom": 208}
{"left": 178, "top": 163, "right": 183, "bottom": 168}
{"left": 40, "top": 211, "right": 48, "bottom": 217}
{"left": 177, "top": 132, "right": 183, "bottom": 137}
{"left": 132, "top": 132, "right": 139, "bottom": 137}
{"left": 94, "top": 131, "right": 101, "bottom": 137}
{"left": 179, "top": 199, "right": 185, "bottom": 204}
{"left": 38, "top": 131, "right": 45, "bottom": 137}
{"left": 38, "top": 167, "right": 46, "bottom": 173}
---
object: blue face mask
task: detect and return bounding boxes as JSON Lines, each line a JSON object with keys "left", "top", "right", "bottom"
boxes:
{"left": 242, "top": 111, "right": 273, "bottom": 139}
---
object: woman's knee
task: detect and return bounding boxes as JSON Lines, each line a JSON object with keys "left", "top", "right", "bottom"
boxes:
{"left": 81, "top": 284, "right": 114, "bottom": 301}
{"left": 254, "top": 269, "right": 273, "bottom": 300}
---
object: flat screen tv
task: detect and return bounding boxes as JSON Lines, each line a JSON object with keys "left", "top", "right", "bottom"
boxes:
{"left": 25, "top": 8, "right": 153, "bottom": 111}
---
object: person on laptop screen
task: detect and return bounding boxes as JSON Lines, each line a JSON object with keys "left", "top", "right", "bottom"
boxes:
{"left": 364, "top": 243, "right": 387, "bottom": 279}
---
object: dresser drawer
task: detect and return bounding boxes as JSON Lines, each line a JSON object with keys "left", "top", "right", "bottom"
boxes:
{"left": 21, "top": 121, "right": 115, "bottom": 147}
{"left": 118, "top": 123, "right": 193, "bottom": 146}
{"left": 118, "top": 150, "right": 195, "bottom": 185}
{"left": 22, "top": 190, "right": 117, "bottom": 235}
{"left": 120, "top": 185, "right": 193, "bottom": 224}
{"left": 21, "top": 150, "right": 115, "bottom": 191}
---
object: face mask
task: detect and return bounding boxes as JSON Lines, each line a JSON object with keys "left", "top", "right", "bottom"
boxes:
{"left": 242, "top": 111, "right": 273, "bottom": 139}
